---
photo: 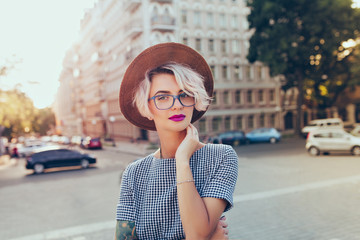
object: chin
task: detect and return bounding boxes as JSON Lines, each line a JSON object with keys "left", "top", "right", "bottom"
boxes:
{"left": 165, "top": 120, "right": 191, "bottom": 132}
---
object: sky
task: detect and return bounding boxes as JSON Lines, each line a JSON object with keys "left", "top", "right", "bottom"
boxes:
{"left": 0, "top": 0, "right": 98, "bottom": 109}
{"left": 1, "top": 0, "right": 360, "bottom": 109}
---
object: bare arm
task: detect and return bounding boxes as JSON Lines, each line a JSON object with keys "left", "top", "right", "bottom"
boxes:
{"left": 176, "top": 125, "right": 228, "bottom": 240}
{"left": 115, "top": 220, "right": 138, "bottom": 240}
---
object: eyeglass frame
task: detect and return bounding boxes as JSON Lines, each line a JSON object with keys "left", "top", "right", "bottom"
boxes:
{"left": 148, "top": 92, "right": 196, "bottom": 110}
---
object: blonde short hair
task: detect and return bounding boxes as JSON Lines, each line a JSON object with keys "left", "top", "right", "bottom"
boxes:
{"left": 134, "top": 62, "right": 212, "bottom": 118}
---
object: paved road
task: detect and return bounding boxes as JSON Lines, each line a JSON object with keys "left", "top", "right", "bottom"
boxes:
{"left": 1, "top": 138, "right": 360, "bottom": 240}
{"left": 228, "top": 137, "right": 360, "bottom": 240}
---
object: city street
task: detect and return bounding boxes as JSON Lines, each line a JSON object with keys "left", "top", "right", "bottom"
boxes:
{"left": 1, "top": 137, "right": 360, "bottom": 240}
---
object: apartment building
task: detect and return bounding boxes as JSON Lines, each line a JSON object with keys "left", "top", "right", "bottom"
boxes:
{"left": 55, "top": 0, "right": 283, "bottom": 142}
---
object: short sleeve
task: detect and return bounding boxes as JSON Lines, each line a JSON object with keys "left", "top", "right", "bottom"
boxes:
{"left": 201, "top": 145, "right": 238, "bottom": 212}
{"left": 116, "top": 166, "right": 136, "bottom": 221}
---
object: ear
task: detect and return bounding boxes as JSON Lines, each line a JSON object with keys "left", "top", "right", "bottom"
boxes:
{"left": 147, "top": 116, "right": 153, "bottom": 121}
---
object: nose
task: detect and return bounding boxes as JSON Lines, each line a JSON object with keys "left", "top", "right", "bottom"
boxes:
{"left": 172, "top": 97, "right": 183, "bottom": 109}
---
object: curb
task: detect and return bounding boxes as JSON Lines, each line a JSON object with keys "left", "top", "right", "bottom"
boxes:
{"left": 102, "top": 142, "right": 155, "bottom": 157}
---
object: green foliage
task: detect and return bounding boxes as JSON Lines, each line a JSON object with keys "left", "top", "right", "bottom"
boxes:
{"left": 247, "top": 0, "right": 360, "bottom": 130}
{"left": 0, "top": 89, "right": 55, "bottom": 139}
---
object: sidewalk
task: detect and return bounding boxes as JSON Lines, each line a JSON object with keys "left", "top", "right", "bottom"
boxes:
{"left": 0, "top": 154, "right": 16, "bottom": 170}
{"left": 102, "top": 140, "right": 156, "bottom": 157}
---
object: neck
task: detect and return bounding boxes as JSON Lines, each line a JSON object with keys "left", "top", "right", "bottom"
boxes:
{"left": 157, "top": 129, "right": 187, "bottom": 159}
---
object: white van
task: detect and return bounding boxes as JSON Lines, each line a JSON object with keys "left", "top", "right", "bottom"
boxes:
{"left": 301, "top": 118, "right": 343, "bottom": 138}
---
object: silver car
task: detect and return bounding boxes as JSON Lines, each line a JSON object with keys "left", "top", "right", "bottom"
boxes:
{"left": 306, "top": 129, "right": 360, "bottom": 156}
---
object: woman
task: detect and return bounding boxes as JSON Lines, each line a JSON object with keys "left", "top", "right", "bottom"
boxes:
{"left": 116, "top": 43, "right": 238, "bottom": 239}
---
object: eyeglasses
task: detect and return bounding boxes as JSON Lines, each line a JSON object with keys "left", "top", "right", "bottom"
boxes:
{"left": 148, "top": 92, "right": 195, "bottom": 110}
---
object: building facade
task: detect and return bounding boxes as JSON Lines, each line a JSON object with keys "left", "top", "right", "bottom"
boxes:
{"left": 55, "top": 0, "right": 284, "bottom": 142}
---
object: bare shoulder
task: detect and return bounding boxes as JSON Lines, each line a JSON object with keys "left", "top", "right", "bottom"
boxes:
{"left": 115, "top": 220, "right": 138, "bottom": 240}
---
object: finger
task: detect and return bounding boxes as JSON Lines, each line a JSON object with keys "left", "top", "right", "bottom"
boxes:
{"left": 221, "top": 220, "right": 228, "bottom": 228}
{"left": 190, "top": 124, "right": 199, "bottom": 138}
{"left": 219, "top": 220, "right": 228, "bottom": 228}
{"left": 186, "top": 125, "right": 192, "bottom": 136}
{"left": 187, "top": 124, "right": 197, "bottom": 138}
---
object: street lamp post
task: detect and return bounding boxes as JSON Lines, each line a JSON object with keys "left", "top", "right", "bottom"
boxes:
{"left": 109, "top": 116, "right": 116, "bottom": 147}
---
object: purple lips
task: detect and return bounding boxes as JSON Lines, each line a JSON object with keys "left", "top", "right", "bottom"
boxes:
{"left": 169, "top": 114, "right": 185, "bottom": 122}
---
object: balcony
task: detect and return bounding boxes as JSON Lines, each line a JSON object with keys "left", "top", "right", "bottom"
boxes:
{"left": 124, "top": 47, "right": 142, "bottom": 64}
{"left": 151, "top": 15, "right": 176, "bottom": 31}
{"left": 123, "top": 0, "right": 141, "bottom": 12}
{"left": 124, "top": 20, "right": 143, "bottom": 39}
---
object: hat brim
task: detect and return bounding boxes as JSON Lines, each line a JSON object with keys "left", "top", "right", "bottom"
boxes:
{"left": 119, "top": 42, "right": 214, "bottom": 131}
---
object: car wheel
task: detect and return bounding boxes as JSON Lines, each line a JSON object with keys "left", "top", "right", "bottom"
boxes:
{"left": 308, "top": 146, "right": 320, "bottom": 156}
{"left": 233, "top": 140, "right": 240, "bottom": 146}
{"left": 270, "top": 137, "right": 277, "bottom": 144}
{"left": 34, "top": 163, "right": 44, "bottom": 174}
{"left": 351, "top": 146, "right": 360, "bottom": 156}
{"left": 81, "top": 159, "right": 90, "bottom": 169}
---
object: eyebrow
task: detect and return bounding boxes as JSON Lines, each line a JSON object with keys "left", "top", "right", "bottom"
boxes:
{"left": 154, "top": 90, "right": 184, "bottom": 95}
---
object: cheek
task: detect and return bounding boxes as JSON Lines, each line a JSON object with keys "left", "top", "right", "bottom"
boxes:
{"left": 149, "top": 102, "right": 164, "bottom": 118}
{"left": 186, "top": 107, "right": 194, "bottom": 119}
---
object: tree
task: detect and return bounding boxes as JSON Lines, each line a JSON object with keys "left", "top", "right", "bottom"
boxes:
{"left": 0, "top": 89, "right": 55, "bottom": 139}
{"left": 247, "top": 0, "right": 360, "bottom": 134}
{"left": 32, "top": 107, "right": 56, "bottom": 136}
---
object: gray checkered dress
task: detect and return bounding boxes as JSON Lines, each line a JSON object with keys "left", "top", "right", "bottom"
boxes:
{"left": 116, "top": 143, "right": 238, "bottom": 239}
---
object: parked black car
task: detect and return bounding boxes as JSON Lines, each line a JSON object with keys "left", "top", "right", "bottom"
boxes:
{"left": 26, "top": 146, "right": 96, "bottom": 174}
{"left": 208, "top": 131, "right": 246, "bottom": 146}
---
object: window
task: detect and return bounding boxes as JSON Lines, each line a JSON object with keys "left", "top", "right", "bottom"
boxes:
{"left": 223, "top": 91, "right": 230, "bottom": 104}
{"left": 212, "top": 91, "right": 217, "bottom": 105}
{"left": 314, "top": 132, "right": 331, "bottom": 138}
{"left": 231, "top": 15, "right": 238, "bottom": 28}
{"left": 194, "top": 11, "right": 201, "bottom": 26}
{"left": 212, "top": 117, "right": 221, "bottom": 132}
{"left": 225, "top": 116, "right": 231, "bottom": 131}
{"left": 222, "top": 65, "right": 228, "bottom": 79}
{"left": 199, "top": 119, "right": 206, "bottom": 133}
{"left": 210, "top": 65, "right": 216, "bottom": 78}
{"left": 207, "top": 12, "right": 214, "bottom": 27}
{"left": 221, "top": 40, "right": 227, "bottom": 53}
{"left": 248, "top": 115, "right": 254, "bottom": 129}
{"left": 209, "top": 39, "right": 215, "bottom": 52}
{"left": 234, "top": 65, "right": 241, "bottom": 80}
{"left": 236, "top": 116, "right": 243, "bottom": 129}
{"left": 245, "top": 65, "right": 252, "bottom": 80}
{"left": 270, "top": 114, "right": 276, "bottom": 127}
{"left": 183, "top": 37, "right": 188, "bottom": 45}
{"left": 181, "top": 10, "right": 187, "bottom": 24}
{"left": 255, "top": 66, "right": 262, "bottom": 80}
{"left": 232, "top": 39, "right": 240, "bottom": 54}
{"left": 259, "top": 114, "right": 265, "bottom": 127}
{"left": 235, "top": 90, "right": 242, "bottom": 104}
{"left": 270, "top": 89, "right": 275, "bottom": 102}
{"left": 259, "top": 90, "right": 264, "bottom": 103}
{"left": 247, "top": 90, "right": 253, "bottom": 104}
{"left": 195, "top": 38, "right": 202, "bottom": 51}
{"left": 331, "top": 132, "right": 344, "bottom": 138}
{"left": 220, "top": 13, "right": 226, "bottom": 28}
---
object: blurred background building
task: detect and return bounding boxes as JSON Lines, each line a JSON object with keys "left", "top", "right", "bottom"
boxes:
{"left": 54, "top": 0, "right": 292, "bottom": 142}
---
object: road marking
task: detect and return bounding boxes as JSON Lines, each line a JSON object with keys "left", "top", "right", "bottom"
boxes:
{"left": 9, "top": 175, "right": 360, "bottom": 239}
{"left": 9, "top": 221, "right": 115, "bottom": 240}
{"left": 234, "top": 174, "right": 360, "bottom": 203}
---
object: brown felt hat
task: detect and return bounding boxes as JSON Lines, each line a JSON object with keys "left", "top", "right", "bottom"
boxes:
{"left": 119, "top": 42, "right": 214, "bottom": 131}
